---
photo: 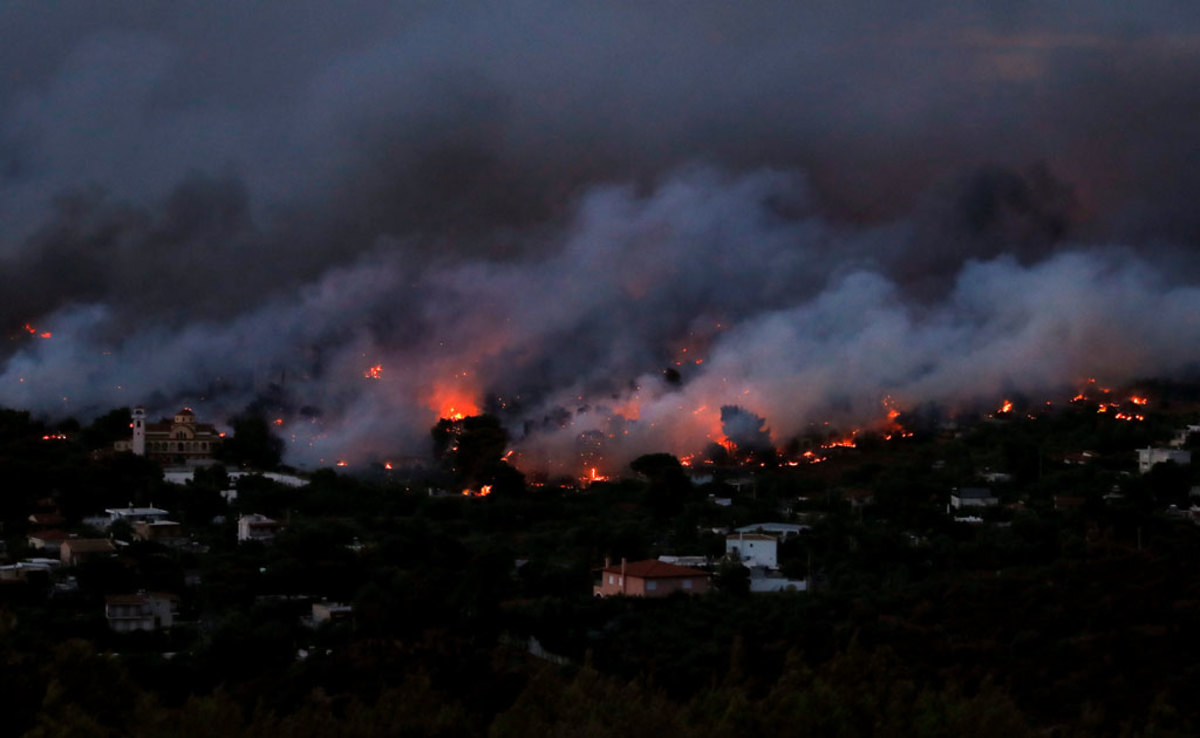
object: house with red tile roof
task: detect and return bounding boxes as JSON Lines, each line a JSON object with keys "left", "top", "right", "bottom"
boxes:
{"left": 593, "top": 558, "right": 709, "bottom": 597}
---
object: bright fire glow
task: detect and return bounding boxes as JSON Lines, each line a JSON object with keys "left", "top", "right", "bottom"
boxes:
{"left": 998, "top": 400, "right": 1013, "bottom": 414}
{"left": 364, "top": 364, "right": 383, "bottom": 380}
{"left": 335, "top": 460, "right": 348, "bottom": 467}
{"left": 1129, "top": 396, "right": 1148, "bottom": 405}
{"left": 429, "top": 381, "right": 480, "bottom": 421}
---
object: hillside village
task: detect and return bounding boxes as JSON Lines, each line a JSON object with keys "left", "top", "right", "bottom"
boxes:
{"left": 3, "top": 384, "right": 1200, "bottom": 735}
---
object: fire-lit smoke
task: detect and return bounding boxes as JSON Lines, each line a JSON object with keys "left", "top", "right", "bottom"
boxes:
{"left": 2, "top": 4, "right": 1200, "bottom": 471}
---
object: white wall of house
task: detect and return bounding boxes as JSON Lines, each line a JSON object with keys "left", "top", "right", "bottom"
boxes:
{"left": 726, "top": 534, "right": 778, "bottom": 569}
{"left": 1139, "top": 447, "right": 1192, "bottom": 474}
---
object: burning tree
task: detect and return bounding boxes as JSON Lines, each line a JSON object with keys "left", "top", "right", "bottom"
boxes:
{"left": 431, "top": 413, "right": 523, "bottom": 496}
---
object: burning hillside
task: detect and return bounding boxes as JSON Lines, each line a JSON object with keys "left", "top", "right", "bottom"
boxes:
{"left": 2, "top": 5, "right": 1200, "bottom": 471}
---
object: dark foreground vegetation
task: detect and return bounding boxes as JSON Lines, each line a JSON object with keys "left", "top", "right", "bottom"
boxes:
{"left": 3, "top": 384, "right": 1200, "bottom": 736}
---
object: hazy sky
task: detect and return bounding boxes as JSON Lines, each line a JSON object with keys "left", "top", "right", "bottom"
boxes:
{"left": 2, "top": 2, "right": 1199, "bottom": 469}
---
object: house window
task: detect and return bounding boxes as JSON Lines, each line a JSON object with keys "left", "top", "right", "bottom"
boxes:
{"left": 608, "top": 575, "right": 614, "bottom": 584}
{"left": 646, "top": 581, "right": 657, "bottom": 591}
{"left": 682, "top": 580, "right": 693, "bottom": 590}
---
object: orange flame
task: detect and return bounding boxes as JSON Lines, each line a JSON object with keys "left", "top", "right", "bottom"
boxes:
{"left": 998, "top": 400, "right": 1013, "bottom": 414}
{"left": 1129, "top": 396, "right": 1148, "bottom": 406}
{"left": 22, "top": 323, "right": 51, "bottom": 338}
{"left": 429, "top": 382, "right": 480, "bottom": 421}
{"left": 364, "top": 364, "right": 383, "bottom": 380}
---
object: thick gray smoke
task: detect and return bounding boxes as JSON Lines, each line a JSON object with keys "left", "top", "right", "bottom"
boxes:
{"left": 2, "top": 3, "right": 1199, "bottom": 470}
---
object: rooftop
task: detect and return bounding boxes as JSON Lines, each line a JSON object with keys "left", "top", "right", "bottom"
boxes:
{"left": 601, "top": 559, "right": 708, "bottom": 579}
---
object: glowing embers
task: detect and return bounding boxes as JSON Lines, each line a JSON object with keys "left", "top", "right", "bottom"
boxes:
{"left": 1068, "top": 379, "right": 1148, "bottom": 421}
{"left": 363, "top": 364, "right": 383, "bottom": 380}
{"left": 22, "top": 323, "right": 51, "bottom": 339}
{"left": 461, "top": 485, "right": 492, "bottom": 497}
{"left": 821, "top": 431, "right": 858, "bottom": 449}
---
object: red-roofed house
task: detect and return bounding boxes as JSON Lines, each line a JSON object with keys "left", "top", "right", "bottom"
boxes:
{"left": 593, "top": 558, "right": 709, "bottom": 597}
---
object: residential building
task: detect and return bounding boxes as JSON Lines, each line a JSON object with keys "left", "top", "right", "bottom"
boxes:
{"left": 102, "top": 506, "right": 171, "bottom": 528}
{"left": 105, "top": 592, "right": 178, "bottom": 632}
{"left": 593, "top": 558, "right": 709, "bottom": 597}
{"left": 60, "top": 538, "right": 115, "bottom": 566}
{"left": 238, "top": 513, "right": 282, "bottom": 543}
{"left": 726, "top": 532, "right": 778, "bottom": 569}
{"left": 312, "top": 601, "right": 353, "bottom": 625}
{"left": 734, "top": 522, "right": 809, "bottom": 538}
{"left": 949, "top": 488, "right": 998, "bottom": 510}
{"left": 27, "top": 530, "right": 72, "bottom": 553}
{"left": 133, "top": 519, "right": 185, "bottom": 546}
{"left": 1138, "top": 447, "right": 1192, "bottom": 474}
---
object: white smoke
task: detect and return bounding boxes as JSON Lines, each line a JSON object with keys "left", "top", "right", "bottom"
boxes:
{"left": 4, "top": 166, "right": 1198, "bottom": 471}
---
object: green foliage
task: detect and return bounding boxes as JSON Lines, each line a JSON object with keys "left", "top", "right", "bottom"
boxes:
{"left": 712, "top": 555, "right": 750, "bottom": 597}
{"left": 218, "top": 415, "right": 284, "bottom": 469}
{"left": 81, "top": 408, "right": 132, "bottom": 451}
{"left": 630, "top": 453, "right": 695, "bottom": 518}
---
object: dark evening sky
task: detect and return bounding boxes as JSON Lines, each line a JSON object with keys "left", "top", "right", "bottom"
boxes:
{"left": 2, "top": 2, "right": 1200, "bottom": 469}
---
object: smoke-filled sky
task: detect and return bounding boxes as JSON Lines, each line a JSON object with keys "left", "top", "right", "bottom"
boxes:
{"left": 3, "top": 2, "right": 1200, "bottom": 471}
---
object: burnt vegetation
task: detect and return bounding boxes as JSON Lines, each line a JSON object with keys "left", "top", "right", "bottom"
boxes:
{"left": 2, "top": 386, "right": 1200, "bottom": 736}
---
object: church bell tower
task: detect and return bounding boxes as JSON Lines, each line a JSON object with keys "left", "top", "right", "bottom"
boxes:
{"left": 132, "top": 406, "right": 146, "bottom": 456}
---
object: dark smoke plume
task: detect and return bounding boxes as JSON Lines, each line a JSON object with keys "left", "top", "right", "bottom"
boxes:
{"left": 2, "top": 3, "right": 1200, "bottom": 470}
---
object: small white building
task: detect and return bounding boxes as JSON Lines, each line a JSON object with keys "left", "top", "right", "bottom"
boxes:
{"left": 103, "top": 506, "right": 172, "bottom": 527}
{"left": 734, "top": 522, "right": 808, "bottom": 539}
{"left": 311, "top": 601, "right": 353, "bottom": 625}
{"left": 105, "top": 592, "right": 178, "bottom": 632}
{"left": 237, "top": 513, "right": 282, "bottom": 543}
{"left": 1138, "top": 448, "right": 1192, "bottom": 474}
{"left": 749, "top": 576, "right": 807, "bottom": 593}
{"left": 726, "top": 532, "right": 778, "bottom": 569}
{"left": 949, "top": 488, "right": 998, "bottom": 510}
